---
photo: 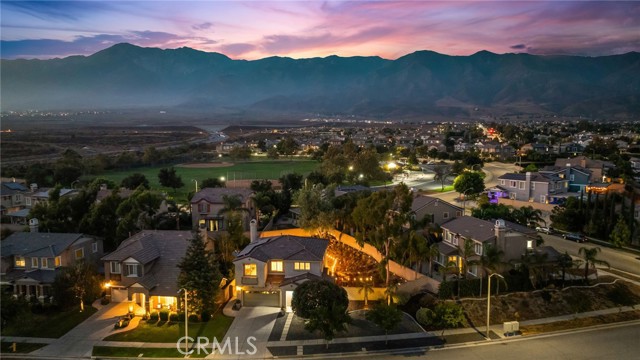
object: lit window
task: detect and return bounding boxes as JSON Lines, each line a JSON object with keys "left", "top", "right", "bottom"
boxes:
{"left": 15, "top": 256, "right": 25, "bottom": 267}
{"left": 270, "top": 261, "right": 283, "bottom": 272}
{"left": 110, "top": 262, "right": 121, "bottom": 274}
{"left": 527, "top": 240, "right": 534, "bottom": 250}
{"left": 55, "top": 256, "right": 61, "bottom": 267}
{"left": 41, "top": 258, "right": 48, "bottom": 268}
{"left": 75, "top": 248, "right": 84, "bottom": 259}
{"left": 244, "top": 263, "right": 257, "bottom": 276}
{"left": 92, "top": 242, "right": 98, "bottom": 253}
{"left": 31, "top": 257, "right": 38, "bottom": 268}
{"left": 294, "top": 262, "right": 311, "bottom": 271}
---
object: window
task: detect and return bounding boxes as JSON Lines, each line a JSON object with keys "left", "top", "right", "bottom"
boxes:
{"left": 452, "top": 235, "right": 459, "bottom": 246}
{"left": 244, "top": 263, "right": 257, "bottom": 276}
{"left": 570, "top": 174, "right": 575, "bottom": 181}
{"left": 531, "top": 182, "right": 536, "bottom": 190}
{"left": 500, "top": 180, "right": 505, "bottom": 186}
{"left": 15, "top": 256, "right": 25, "bottom": 267}
{"left": 55, "top": 256, "right": 61, "bottom": 267}
{"left": 468, "top": 265, "right": 478, "bottom": 276}
{"left": 110, "top": 262, "right": 121, "bottom": 274}
{"left": 125, "top": 263, "right": 141, "bottom": 277}
{"left": 510, "top": 180, "right": 517, "bottom": 188}
{"left": 519, "top": 181, "right": 525, "bottom": 190}
{"left": 509, "top": 193, "right": 517, "bottom": 200}
{"left": 31, "top": 257, "right": 38, "bottom": 268}
{"left": 41, "top": 258, "right": 49, "bottom": 268}
{"left": 527, "top": 240, "right": 534, "bottom": 250}
{"left": 540, "top": 195, "right": 546, "bottom": 203}
{"left": 456, "top": 211, "right": 462, "bottom": 217}
{"left": 443, "top": 212, "right": 449, "bottom": 219}
{"left": 270, "top": 260, "right": 283, "bottom": 272}
{"left": 197, "top": 203, "right": 210, "bottom": 213}
{"left": 294, "top": 262, "right": 311, "bottom": 271}
{"left": 92, "top": 242, "right": 98, "bottom": 253}
{"left": 26, "top": 197, "right": 32, "bottom": 206}
{"left": 474, "top": 242, "right": 482, "bottom": 255}
{"left": 75, "top": 248, "right": 84, "bottom": 259}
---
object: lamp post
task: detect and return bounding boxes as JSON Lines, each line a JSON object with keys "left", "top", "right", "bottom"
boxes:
{"left": 191, "top": 179, "right": 198, "bottom": 192}
{"left": 486, "top": 273, "right": 504, "bottom": 339}
{"left": 179, "top": 288, "right": 188, "bottom": 354}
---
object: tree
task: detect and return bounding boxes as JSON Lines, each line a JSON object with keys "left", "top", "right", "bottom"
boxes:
{"left": 578, "top": 246, "right": 610, "bottom": 283}
{"left": 365, "top": 303, "right": 403, "bottom": 344}
{"left": 476, "top": 244, "right": 505, "bottom": 296}
{"left": 52, "top": 260, "right": 101, "bottom": 311}
{"left": 425, "top": 242, "right": 440, "bottom": 277}
{"left": 142, "top": 146, "right": 161, "bottom": 166}
{"left": 358, "top": 280, "right": 374, "bottom": 308}
{"left": 416, "top": 302, "right": 465, "bottom": 338}
{"left": 278, "top": 173, "right": 304, "bottom": 214}
{"left": 266, "top": 147, "right": 280, "bottom": 159}
{"left": 201, "top": 177, "right": 225, "bottom": 188}
{"left": 158, "top": 167, "right": 184, "bottom": 193}
{"left": 276, "top": 137, "right": 299, "bottom": 157}
{"left": 121, "top": 173, "right": 150, "bottom": 190}
{"left": 453, "top": 171, "right": 485, "bottom": 199}
{"left": 557, "top": 251, "right": 575, "bottom": 289}
{"left": 292, "top": 280, "right": 351, "bottom": 347}
{"left": 432, "top": 164, "right": 452, "bottom": 191}
{"left": 610, "top": 217, "right": 631, "bottom": 248}
{"left": 512, "top": 206, "right": 544, "bottom": 227}
{"left": 229, "top": 146, "right": 252, "bottom": 161}
{"left": 177, "top": 233, "right": 222, "bottom": 315}
{"left": 294, "top": 184, "right": 336, "bottom": 232}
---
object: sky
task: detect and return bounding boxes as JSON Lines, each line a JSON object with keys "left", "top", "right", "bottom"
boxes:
{"left": 1, "top": 0, "right": 639, "bottom": 60}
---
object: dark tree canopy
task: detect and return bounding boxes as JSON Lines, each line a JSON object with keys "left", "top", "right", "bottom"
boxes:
{"left": 158, "top": 167, "right": 184, "bottom": 192}
{"left": 177, "top": 233, "right": 222, "bottom": 315}
{"left": 121, "top": 173, "right": 150, "bottom": 190}
{"left": 292, "top": 280, "right": 351, "bottom": 342}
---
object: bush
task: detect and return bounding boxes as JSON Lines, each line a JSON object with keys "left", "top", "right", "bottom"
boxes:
{"left": 200, "top": 310, "right": 211, "bottom": 322}
{"left": 540, "top": 290, "right": 552, "bottom": 303}
{"left": 159, "top": 309, "right": 170, "bottom": 321}
{"left": 177, "top": 312, "right": 185, "bottom": 322}
{"left": 416, "top": 307, "right": 433, "bottom": 327}
{"left": 416, "top": 302, "right": 465, "bottom": 330}
{"left": 149, "top": 311, "right": 159, "bottom": 321}
{"left": 607, "top": 283, "right": 638, "bottom": 306}
{"left": 188, "top": 314, "right": 200, "bottom": 323}
{"left": 169, "top": 312, "right": 180, "bottom": 322}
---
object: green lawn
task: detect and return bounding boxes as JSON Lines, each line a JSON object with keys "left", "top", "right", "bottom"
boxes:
{"left": 93, "top": 346, "right": 207, "bottom": 358}
{"left": 103, "top": 314, "right": 234, "bottom": 343}
{"left": 0, "top": 342, "right": 47, "bottom": 354}
{"left": 1, "top": 307, "right": 97, "bottom": 338}
{"left": 99, "top": 159, "right": 319, "bottom": 199}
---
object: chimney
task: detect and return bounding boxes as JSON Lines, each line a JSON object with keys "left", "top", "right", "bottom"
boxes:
{"left": 29, "top": 218, "right": 39, "bottom": 233}
{"left": 30, "top": 183, "right": 38, "bottom": 192}
{"left": 525, "top": 172, "right": 531, "bottom": 181}
{"left": 494, "top": 219, "right": 506, "bottom": 250}
{"left": 250, "top": 219, "right": 258, "bottom": 243}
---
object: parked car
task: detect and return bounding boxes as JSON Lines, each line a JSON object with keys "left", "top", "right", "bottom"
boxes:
{"left": 535, "top": 226, "right": 553, "bottom": 234}
{"left": 563, "top": 232, "right": 586, "bottom": 242}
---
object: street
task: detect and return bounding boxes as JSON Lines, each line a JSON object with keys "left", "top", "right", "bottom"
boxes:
{"left": 540, "top": 234, "right": 640, "bottom": 276}
{"left": 371, "top": 321, "right": 640, "bottom": 360}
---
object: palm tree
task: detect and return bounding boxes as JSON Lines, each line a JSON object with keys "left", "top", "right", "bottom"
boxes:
{"left": 425, "top": 242, "right": 440, "bottom": 277}
{"left": 404, "top": 229, "right": 426, "bottom": 279}
{"left": 513, "top": 206, "right": 544, "bottom": 227}
{"left": 556, "top": 251, "right": 575, "bottom": 288}
{"left": 578, "top": 247, "right": 610, "bottom": 283}
{"left": 459, "top": 237, "right": 476, "bottom": 280}
{"left": 358, "top": 280, "right": 374, "bottom": 308}
{"left": 520, "top": 251, "right": 549, "bottom": 289}
{"left": 477, "top": 244, "right": 505, "bottom": 296}
{"left": 384, "top": 281, "right": 398, "bottom": 305}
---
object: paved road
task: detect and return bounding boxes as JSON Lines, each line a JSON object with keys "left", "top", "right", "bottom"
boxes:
{"left": 371, "top": 321, "right": 640, "bottom": 360}
{"left": 540, "top": 233, "right": 640, "bottom": 276}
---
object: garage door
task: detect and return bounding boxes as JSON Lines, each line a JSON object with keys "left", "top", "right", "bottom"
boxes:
{"left": 111, "top": 288, "right": 128, "bottom": 302}
{"left": 243, "top": 291, "right": 279, "bottom": 307}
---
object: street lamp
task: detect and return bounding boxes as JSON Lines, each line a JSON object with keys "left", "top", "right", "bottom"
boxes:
{"left": 191, "top": 179, "right": 198, "bottom": 192}
{"left": 178, "top": 288, "right": 188, "bottom": 354}
{"left": 486, "top": 273, "right": 504, "bottom": 339}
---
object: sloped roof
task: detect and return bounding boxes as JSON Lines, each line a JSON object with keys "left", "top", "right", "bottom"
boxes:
{"left": 235, "top": 235, "right": 329, "bottom": 263}
{"left": 190, "top": 188, "right": 253, "bottom": 204}
{"left": 441, "top": 216, "right": 496, "bottom": 243}
{"left": 411, "top": 195, "right": 462, "bottom": 212}
{"left": 1, "top": 182, "right": 28, "bottom": 195}
{"left": 498, "top": 172, "right": 564, "bottom": 183}
{"left": 1, "top": 232, "right": 87, "bottom": 257}
{"left": 4, "top": 269, "right": 59, "bottom": 284}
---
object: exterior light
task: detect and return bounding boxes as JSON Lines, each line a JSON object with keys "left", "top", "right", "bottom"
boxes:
{"left": 104, "top": 281, "right": 111, "bottom": 289}
{"left": 235, "top": 286, "right": 242, "bottom": 292}
{"left": 220, "top": 176, "right": 225, "bottom": 182}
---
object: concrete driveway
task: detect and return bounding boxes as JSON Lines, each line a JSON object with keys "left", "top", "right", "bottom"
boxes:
{"left": 206, "top": 306, "right": 280, "bottom": 359}
{"left": 31, "top": 301, "right": 137, "bottom": 357}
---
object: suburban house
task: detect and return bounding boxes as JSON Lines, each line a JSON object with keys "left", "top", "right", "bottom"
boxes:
{"left": 102, "top": 230, "right": 193, "bottom": 313}
{"left": 234, "top": 235, "right": 330, "bottom": 309}
{"left": 435, "top": 217, "right": 538, "bottom": 278}
{"left": 554, "top": 156, "right": 615, "bottom": 183}
{"left": 539, "top": 165, "right": 592, "bottom": 193}
{"left": 0, "top": 181, "right": 28, "bottom": 215}
{"left": 190, "top": 188, "right": 255, "bottom": 233}
{"left": 1, "top": 231, "right": 103, "bottom": 301}
{"left": 25, "top": 186, "right": 78, "bottom": 209}
{"left": 496, "top": 172, "right": 569, "bottom": 204}
{"left": 411, "top": 195, "right": 463, "bottom": 225}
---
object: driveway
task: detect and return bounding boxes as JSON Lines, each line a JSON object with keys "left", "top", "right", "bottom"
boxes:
{"left": 31, "top": 301, "right": 136, "bottom": 357}
{"left": 206, "top": 306, "right": 280, "bottom": 359}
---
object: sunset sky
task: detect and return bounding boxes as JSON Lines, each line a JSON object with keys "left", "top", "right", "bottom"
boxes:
{"left": 2, "top": 0, "right": 639, "bottom": 60}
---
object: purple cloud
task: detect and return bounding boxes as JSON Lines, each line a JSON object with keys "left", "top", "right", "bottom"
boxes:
{"left": 216, "top": 43, "right": 257, "bottom": 57}
{"left": 192, "top": 22, "right": 213, "bottom": 31}
{"left": 510, "top": 44, "right": 526, "bottom": 50}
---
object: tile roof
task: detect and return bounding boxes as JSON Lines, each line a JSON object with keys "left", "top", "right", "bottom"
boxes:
{"left": 235, "top": 235, "right": 329, "bottom": 263}
{"left": 1, "top": 232, "right": 87, "bottom": 257}
{"left": 5, "top": 269, "right": 59, "bottom": 284}
{"left": 190, "top": 188, "right": 254, "bottom": 204}
{"left": 411, "top": 195, "right": 462, "bottom": 212}
{"left": 441, "top": 216, "right": 496, "bottom": 242}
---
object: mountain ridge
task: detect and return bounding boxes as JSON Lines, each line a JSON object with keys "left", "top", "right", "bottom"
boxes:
{"left": 2, "top": 43, "right": 639, "bottom": 118}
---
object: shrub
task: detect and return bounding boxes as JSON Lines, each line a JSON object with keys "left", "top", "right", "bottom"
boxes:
{"left": 159, "top": 309, "right": 170, "bottom": 321}
{"left": 416, "top": 307, "right": 433, "bottom": 327}
{"left": 177, "top": 312, "right": 185, "bottom": 322}
{"left": 607, "top": 283, "right": 638, "bottom": 306}
{"left": 540, "top": 290, "right": 552, "bottom": 303}
{"left": 149, "top": 311, "right": 159, "bottom": 322}
{"left": 188, "top": 314, "right": 200, "bottom": 323}
{"left": 169, "top": 312, "right": 180, "bottom": 322}
{"left": 200, "top": 310, "right": 211, "bottom": 322}
{"left": 416, "top": 302, "right": 465, "bottom": 330}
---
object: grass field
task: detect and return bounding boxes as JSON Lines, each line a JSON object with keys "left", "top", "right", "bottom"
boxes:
{"left": 103, "top": 314, "right": 233, "bottom": 343}
{"left": 98, "top": 159, "right": 319, "bottom": 199}
{"left": 1, "top": 306, "right": 97, "bottom": 338}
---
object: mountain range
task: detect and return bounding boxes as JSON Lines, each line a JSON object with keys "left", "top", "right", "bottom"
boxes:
{"left": 2, "top": 43, "right": 639, "bottom": 119}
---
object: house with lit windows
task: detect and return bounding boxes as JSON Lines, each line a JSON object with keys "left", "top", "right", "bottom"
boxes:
{"left": 434, "top": 217, "right": 538, "bottom": 278}
{"left": 0, "top": 232, "right": 103, "bottom": 301}
{"left": 233, "top": 235, "right": 330, "bottom": 309}
{"left": 190, "top": 188, "right": 255, "bottom": 234}
{"left": 102, "top": 230, "right": 192, "bottom": 314}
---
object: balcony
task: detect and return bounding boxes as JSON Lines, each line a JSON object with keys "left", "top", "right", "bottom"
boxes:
{"left": 241, "top": 276, "right": 258, "bottom": 285}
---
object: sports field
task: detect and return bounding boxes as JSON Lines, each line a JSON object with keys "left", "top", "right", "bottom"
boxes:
{"left": 99, "top": 159, "right": 319, "bottom": 199}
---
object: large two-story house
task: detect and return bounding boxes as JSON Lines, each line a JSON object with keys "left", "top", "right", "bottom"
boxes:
{"left": 234, "top": 235, "right": 329, "bottom": 309}
{"left": 411, "top": 195, "right": 463, "bottom": 225}
{"left": 435, "top": 217, "right": 538, "bottom": 278}
{"left": 1, "top": 232, "right": 103, "bottom": 301}
{"left": 0, "top": 181, "right": 28, "bottom": 216}
{"left": 102, "top": 230, "right": 192, "bottom": 313}
{"left": 496, "top": 172, "right": 569, "bottom": 204}
{"left": 190, "top": 188, "right": 255, "bottom": 233}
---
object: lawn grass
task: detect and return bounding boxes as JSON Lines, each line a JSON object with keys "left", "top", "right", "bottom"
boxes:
{"left": 103, "top": 314, "right": 234, "bottom": 343}
{"left": 98, "top": 159, "right": 319, "bottom": 199}
{"left": 1, "top": 306, "right": 97, "bottom": 338}
{"left": 0, "top": 342, "right": 47, "bottom": 354}
{"left": 93, "top": 346, "right": 207, "bottom": 358}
